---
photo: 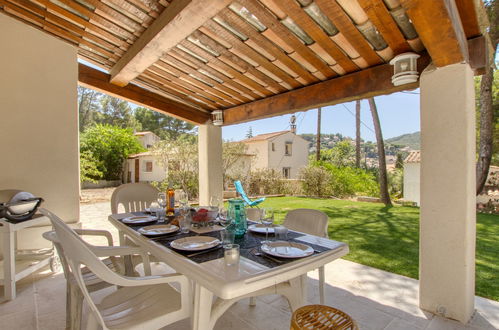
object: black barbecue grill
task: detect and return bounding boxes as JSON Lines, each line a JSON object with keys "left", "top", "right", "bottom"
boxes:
{"left": 0, "top": 190, "right": 44, "bottom": 222}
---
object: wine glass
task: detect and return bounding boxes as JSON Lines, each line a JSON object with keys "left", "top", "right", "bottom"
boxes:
{"left": 218, "top": 207, "right": 232, "bottom": 227}
{"left": 177, "top": 190, "right": 189, "bottom": 209}
{"left": 261, "top": 207, "right": 274, "bottom": 245}
{"left": 157, "top": 192, "right": 167, "bottom": 222}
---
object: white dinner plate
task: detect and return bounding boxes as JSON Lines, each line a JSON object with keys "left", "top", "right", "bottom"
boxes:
{"left": 248, "top": 224, "right": 284, "bottom": 234}
{"left": 138, "top": 224, "right": 178, "bottom": 236}
{"left": 122, "top": 215, "right": 157, "bottom": 225}
{"left": 261, "top": 241, "right": 314, "bottom": 259}
{"left": 170, "top": 236, "right": 221, "bottom": 251}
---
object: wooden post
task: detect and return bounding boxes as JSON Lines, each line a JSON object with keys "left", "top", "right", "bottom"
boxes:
{"left": 316, "top": 107, "right": 322, "bottom": 161}
{"left": 355, "top": 100, "right": 361, "bottom": 168}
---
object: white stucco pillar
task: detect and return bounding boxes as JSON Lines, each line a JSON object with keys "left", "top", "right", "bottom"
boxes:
{"left": 198, "top": 123, "right": 223, "bottom": 206}
{"left": 419, "top": 63, "right": 476, "bottom": 323}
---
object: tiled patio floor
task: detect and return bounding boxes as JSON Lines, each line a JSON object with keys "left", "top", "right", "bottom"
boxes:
{"left": 0, "top": 202, "right": 498, "bottom": 330}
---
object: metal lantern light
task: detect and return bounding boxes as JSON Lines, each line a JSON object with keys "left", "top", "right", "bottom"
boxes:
{"left": 211, "top": 110, "right": 223, "bottom": 126}
{"left": 389, "top": 53, "right": 420, "bottom": 86}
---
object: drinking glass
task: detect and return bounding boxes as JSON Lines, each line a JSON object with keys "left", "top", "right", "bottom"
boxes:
{"left": 218, "top": 208, "right": 232, "bottom": 227}
{"left": 224, "top": 244, "right": 240, "bottom": 266}
{"left": 261, "top": 208, "right": 274, "bottom": 244}
{"left": 177, "top": 190, "right": 188, "bottom": 208}
{"left": 209, "top": 196, "right": 221, "bottom": 209}
{"left": 149, "top": 201, "right": 159, "bottom": 218}
{"left": 274, "top": 226, "right": 288, "bottom": 241}
{"left": 220, "top": 229, "right": 235, "bottom": 246}
{"left": 157, "top": 193, "right": 167, "bottom": 222}
{"left": 179, "top": 213, "right": 192, "bottom": 233}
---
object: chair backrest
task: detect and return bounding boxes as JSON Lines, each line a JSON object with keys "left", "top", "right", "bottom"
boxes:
{"left": 111, "top": 183, "right": 159, "bottom": 214}
{"left": 283, "top": 209, "right": 329, "bottom": 238}
{"left": 39, "top": 208, "right": 127, "bottom": 327}
{"left": 234, "top": 180, "right": 253, "bottom": 205}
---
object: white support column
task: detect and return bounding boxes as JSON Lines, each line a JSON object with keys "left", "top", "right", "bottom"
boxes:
{"left": 419, "top": 63, "right": 476, "bottom": 323}
{"left": 198, "top": 123, "right": 223, "bottom": 206}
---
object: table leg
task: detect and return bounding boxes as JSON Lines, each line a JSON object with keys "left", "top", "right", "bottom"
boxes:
{"left": 119, "top": 231, "right": 134, "bottom": 275}
{"left": 192, "top": 283, "right": 214, "bottom": 330}
{"left": 3, "top": 229, "right": 15, "bottom": 300}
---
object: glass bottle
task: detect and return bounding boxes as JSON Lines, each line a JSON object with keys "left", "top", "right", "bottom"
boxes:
{"left": 167, "top": 184, "right": 175, "bottom": 216}
{"left": 228, "top": 199, "right": 247, "bottom": 238}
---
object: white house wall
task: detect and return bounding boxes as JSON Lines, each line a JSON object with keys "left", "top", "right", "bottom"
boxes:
{"left": 403, "top": 163, "right": 420, "bottom": 206}
{"left": 268, "top": 132, "right": 309, "bottom": 179}
{"left": 127, "top": 156, "right": 166, "bottom": 183}
{"left": 0, "top": 14, "right": 79, "bottom": 252}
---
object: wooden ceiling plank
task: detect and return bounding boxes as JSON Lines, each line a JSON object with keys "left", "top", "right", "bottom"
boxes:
{"left": 56, "top": 0, "right": 135, "bottom": 41}
{"left": 139, "top": 71, "right": 220, "bottom": 109}
{"left": 154, "top": 60, "right": 243, "bottom": 104}
{"left": 268, "top": 0, "right": 358, "bottom": 73}
{"left": 223, "top": 54, "right": 432, "bottom": 125}
{"left": 135, "top": 73, "right": 217, "bottom": 109}
{"left": 169, "top": 48, "right": 262, "bottom": 99}
{"left": 315, "top": 0, "right": 382, "bottom": 66}
{"left": 147, "top": 65, "right": 234, "bottom": 107}
{"left": 238, "top": 0, "right": 335, "bottom": 78}
{"left": 178, "top": 39, "right": 273, "bottom": 96}
{"left": 40, "top": 0, "right": 124, "bottom": 46}
{"left": 193, "top": 29, "right": 288, "bottom": 93}
{"left": 161, "top": 54, "right": 253, "bottom": 102}
{"left": 78, "top": 64, "right": 210, "bottom": 124}
{"left": 201, "top": 21, "right": 302, "bottom": 89}
{"left": 85, "top": 0, "right": 143, "bottom": 34}
{"left": 219, "top": 8, "right": 319, "bottom": 84}
{"left": 400, "top": 0, "right": 468, "bottom": 67}
{"left": 357, "top": 0, "right": 412, "bottom": 54}
{"left": 110, "top": 0, "right": 232, "bottom": 86}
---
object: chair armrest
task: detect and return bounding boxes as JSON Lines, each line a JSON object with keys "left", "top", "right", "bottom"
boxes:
{"left": 91, "top": 245, "right": 144, "bottom": 258}
{"left": 112, "top": 273, "right": 189, "bottom": 287}
{"left": 74, "top": 229, "right": 113, "bottom": 246}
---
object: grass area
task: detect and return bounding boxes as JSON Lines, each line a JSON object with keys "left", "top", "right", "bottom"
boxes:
{"left": 260, "top": 196, "right": 499, "bottom": 302}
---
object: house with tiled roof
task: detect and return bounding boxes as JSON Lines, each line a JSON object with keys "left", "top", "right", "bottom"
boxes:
{"left": 403, "top": 150, "right": 421, "bottom": 205}
{"left": 239, "top": 129, "right": 309, "bottom": 179}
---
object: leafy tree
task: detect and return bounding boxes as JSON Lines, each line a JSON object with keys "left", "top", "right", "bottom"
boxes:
{"left": 100, "top": 95, "right": 140, "bottom": 129}
{"left": 79, "top": 150, "right": 103, "bottom": 183}
{"left": 476, "top": 0, "right": 499, "bottom": 194}
{"left": 395, "top": 153, "right": 404, "bottom": 169}
{"left": 246, "top": 126, "right": 253, "bottom": 138}
{"left": 151, "top": 135, "right": 199, "bottom": 197}
{"left": 80, "top": 124, "right": 144, "bottom": 180}
{"left": 321, "top": 140, "right": 356, "bottom": 167}
{"left": 134, "top": 107, "right": 195, "bottom": 139}
{"left": 222, "top": 141, "right": 249, "bottom": 188}
{"left": 78, "top": 86, "right": 103, "bottom": 132}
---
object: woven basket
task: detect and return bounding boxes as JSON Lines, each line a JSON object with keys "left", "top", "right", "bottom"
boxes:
{"left": 290, "top": 305, "right": 358, "bottom": 330}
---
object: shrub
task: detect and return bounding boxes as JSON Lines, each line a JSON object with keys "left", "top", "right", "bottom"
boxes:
{"left": 247, "top": 169, "right": 290, "bottom": 195}
{"left": 299, "top": 165, "right": 332, "bottom": 197}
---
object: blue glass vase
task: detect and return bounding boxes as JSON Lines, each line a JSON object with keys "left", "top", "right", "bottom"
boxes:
{"left": 228, "top": 199, "right": 247, "bottom": 238}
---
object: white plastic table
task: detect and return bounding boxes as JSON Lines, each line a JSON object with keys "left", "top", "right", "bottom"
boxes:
{"left": 0, "top": 214, "right": 54, "bottom": 301}
{"left": 108, "top": 213, "right": 349, "bottom": 330}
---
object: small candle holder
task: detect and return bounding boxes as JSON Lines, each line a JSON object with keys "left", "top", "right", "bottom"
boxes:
{"left": 224, "top": 244, "right": 240, "bottom": 266}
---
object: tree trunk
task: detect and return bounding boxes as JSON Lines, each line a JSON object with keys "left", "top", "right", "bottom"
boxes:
{"left": 476, "top": 66, "right": 495, "bottom": 194}
{"left": 316, "top": 107, "right": 321, "bottom": 161}
{"left": 355, "top": 100, "right": 361, "bottom": 168}
{"left": 368, "top": 97, "right": 392, "bottom": 206}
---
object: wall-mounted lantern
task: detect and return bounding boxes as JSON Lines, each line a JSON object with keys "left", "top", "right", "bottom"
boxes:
{"left": 211, "top": 110, "right": 223, "bottom": 126}
{"left": 389, "top": 53, "right": 420, "bottom": 86}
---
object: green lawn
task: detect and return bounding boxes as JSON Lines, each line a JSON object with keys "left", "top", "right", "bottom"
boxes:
{"left": 260, "top": 196, "right": 499, "bottom": 301}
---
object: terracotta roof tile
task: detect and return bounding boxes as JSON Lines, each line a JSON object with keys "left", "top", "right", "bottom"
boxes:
{"left": 240, "top": 130, "right": 290, "bottom": 143}
{"left": 404, "top": 150, "right": 420, "bottom": 163}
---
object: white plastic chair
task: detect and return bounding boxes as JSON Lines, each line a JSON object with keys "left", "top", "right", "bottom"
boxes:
{"left": 110, "top": 182, "right": 159, "bottom": 214}
{"left": 284, "top": 209, "right": 329, "bottom": 304}
{"left": 42, "top": 208, "right": 191, "bottom": 330}
{"left": 43, "top": 229, "right": 138, "bottom": 330}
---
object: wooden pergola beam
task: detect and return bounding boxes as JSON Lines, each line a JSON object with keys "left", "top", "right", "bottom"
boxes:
{"left": 78, "top": 64, "right": 210, "bottom": 124}
{"left": 401, "top": 0, "right": 468, "bottom": 67}
{"left": 223, "top": 36, "right": 487, "bottom": 125}
{"left": 109, "top": 0, "right": 231, "bottom": 87}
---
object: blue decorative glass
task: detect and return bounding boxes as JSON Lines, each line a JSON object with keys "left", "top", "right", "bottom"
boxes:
{"left": 228, "top": 199, "right": 247, "bottom": 238}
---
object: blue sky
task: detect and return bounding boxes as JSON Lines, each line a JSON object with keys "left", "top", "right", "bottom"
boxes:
{"left": 222, "top": 90, "right": 421, "bottom": 143}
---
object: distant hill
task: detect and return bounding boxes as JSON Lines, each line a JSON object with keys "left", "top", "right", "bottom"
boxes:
{"left": 386, "top": 132, "right": 420, "bottom": 149}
